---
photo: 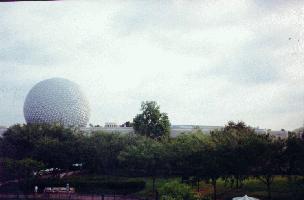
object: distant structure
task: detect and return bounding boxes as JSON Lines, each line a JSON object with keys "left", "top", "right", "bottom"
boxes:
{"left": 269, "top": 130, "right": 288, "bottom": 139}
{"left": 81, "top": 124, "right": 269, "bottom": 137}
{"left": 0, "top": 123, "right": 289, "bottom": 138}
{"left": 23, "top": 78, "right": 90, "bottom": 127}
{"left": 104, "top": 122, "right": 118, "bottom": 128}
{"left": 0, "top": 126, "right": 7, "bottom": 137}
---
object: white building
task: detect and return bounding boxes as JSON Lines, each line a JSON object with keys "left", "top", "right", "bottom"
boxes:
{"left": 0, "top": 124, "right": 287, "bottom": 138}
{"left": 104, "top": 122, "right": 118, "bottom": 128}
{"left": 81, "top": 125, "right": 268, "bottom": 137}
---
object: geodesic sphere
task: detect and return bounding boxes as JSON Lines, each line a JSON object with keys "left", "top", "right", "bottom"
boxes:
{"left": 23, "top": 78, "right": 90, "bottom": 127}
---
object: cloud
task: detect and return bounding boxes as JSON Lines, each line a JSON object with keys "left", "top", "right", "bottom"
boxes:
{"left": 0, "top": 1, "right": 303, "bottom": 130}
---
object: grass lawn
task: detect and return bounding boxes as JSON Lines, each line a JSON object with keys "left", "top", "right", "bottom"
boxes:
{"left": 214, "top": 177, "right": 294, "bottom": 200}
{"left": 136, "top": 176, "right": 304, "bottom": 200}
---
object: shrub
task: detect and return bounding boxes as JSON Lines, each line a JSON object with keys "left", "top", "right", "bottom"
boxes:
{"left": 159, "top": 181, "right": 195, "bottom": 200}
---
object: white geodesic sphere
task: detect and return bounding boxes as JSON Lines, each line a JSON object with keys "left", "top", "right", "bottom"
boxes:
{"left": 23, "top": 78, "right": 90, "bottom": 127}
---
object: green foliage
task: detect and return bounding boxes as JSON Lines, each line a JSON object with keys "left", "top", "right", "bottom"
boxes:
{"left": 133, "top": 101, "right": 170, "bottom": 140}
{"left": 159, "top": 181, "right": 195, "bottom": 200}
{"left": 1, "top": 158, "right": 44, "bottom": 180}
{"left": 167, "top": 132, "right": 210, "bottom": 178}
{"left": 209, "top": 121, "right": 259, "bottom": 188}
{"left": 0, "top": 123, "right": 84, "bottom": 169}
{"left": 119, "top": 137, "right": 167, "bottom": 176}
{"left": 1, "top": 120, "right": 304, "bottom": 199}
{"left": 285, "top": 132, "right": 304, "bottom": 175}
{"left": 82, "top": 131, "right": 137, "bottom": 174}
{"left": 119, "top": 137, "right": 168, "bottom": 192}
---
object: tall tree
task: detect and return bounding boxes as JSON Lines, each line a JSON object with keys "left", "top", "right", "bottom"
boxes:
{"left": 199, "top": 139, "right": 224, "bottom": 200}
{"left": 0, "top": 123, "right": 83, "bottom": 169}
{"left": 167, "top": 131, "right": 208, "bottom": 187}
{"left": 285, "top": 132, "right": 304, "bottom": 175}
{"left": 212, "top": 121, "right": 257, "bottom": 189}
{"left": 133, "top": 101, "right": 170, "bottom": 140}
{"left": 81, "top": 131, "right": 136, "bottom": 174}
{"left": 251, "top": 134, "right": 285, "bottom": 200}
{"left": 1, "top": 158, "right": 44, "bottom": 181}
{"left": 118, "top": 137, "right": 167, "bottom": 192}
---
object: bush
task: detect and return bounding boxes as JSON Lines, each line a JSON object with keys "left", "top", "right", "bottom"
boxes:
{"left": 159, "top": 181, "right": 195, "bottom": 200}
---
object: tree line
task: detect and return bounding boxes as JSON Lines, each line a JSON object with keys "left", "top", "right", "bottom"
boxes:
{"left": 0, "top": 101, "right": 303, "bottom": 200}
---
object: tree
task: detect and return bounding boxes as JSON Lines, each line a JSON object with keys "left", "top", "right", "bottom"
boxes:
{"left": 121, "top": 121, "right": 133, "bottom": 127}
{"left": 283, "top": 132, "right": 304, "bottom": 199}
{"left": 251, "top": 134, "right": 285, "bottom": 200}
{"left": 0, "top": 123, "right": 84, "bottom": 170}
{"left": 81, "top": 131, "right": 136, "bottom": 174}
{"left": 133, "top": 101, "right": 170, "bottom": 140}
{"left": 118, "top": 137, "right": 167, "bottom": 192}
{"left": 212, "top": 121, "right": 257, "bottom": 189}
{"left": 285, "top": 132, "right": 304, "bottom": 175}
{"left": 1, "top": 158, "right": 44, "bottom": 180}
{"left": 199, "top": 140, "right": 223, "bottom": 200}
{"left": 169, "top": 131, "right": 224, "bottom": 200}
{"left": 167, "top": 131, "right": 208, "bottom": 191}
{"left": 205, "top": 122, "right": 257, "bottom": 200}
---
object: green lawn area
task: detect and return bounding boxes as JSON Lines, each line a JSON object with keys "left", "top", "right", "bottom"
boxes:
{"left": 214, "top": 177, "right": 294, "bottom": 200}
{"left": 135, "top": 176, "right": 304, "bottom": 200}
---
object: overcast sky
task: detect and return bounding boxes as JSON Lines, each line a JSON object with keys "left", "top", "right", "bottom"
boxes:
{"left": 0, "top": 1, "right": 303, "bottom": 130}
